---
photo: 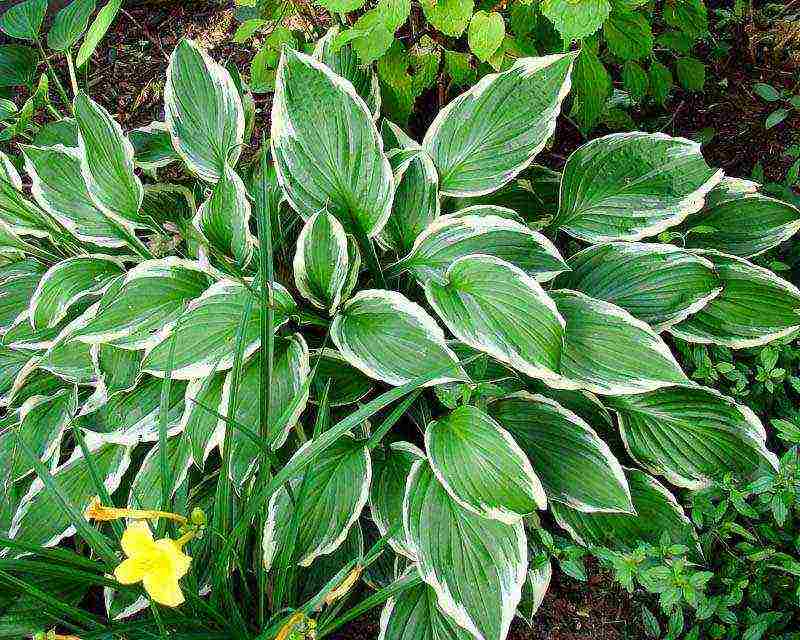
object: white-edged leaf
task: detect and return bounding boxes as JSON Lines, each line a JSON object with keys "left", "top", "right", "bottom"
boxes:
{"left": 310, "top": 348, "right": 373, "bottom": 406}
{"left": 47, "top": 0, "right": 96, "bottom": 51}
{"left": 0, "top": 261, "right": 44, "bottom": 331}
{"left": 294, "top": 211, "right": 349, "bottom": 312}
{"left": 180, "top": 372, "right": 225, "bottom": 467}
{"left": 423, "top": 53, "right": 575, "bottom": 197}
{"left": 129, "top": 121, "right": 181, "bottom": 171}
{"left": 75, "top": 0, "right": 120, "bottom": 68}
{"left": 553, "top": 132, "right": 723, "bottom": 242}
{"left": 0, "top": 0, "right": 46, "bottom": 41}
{"left": 127, "top": 436, "right": 192, "bottom": 510}
{"left": 271, "top": 47, "right": 393, "bottom": 237}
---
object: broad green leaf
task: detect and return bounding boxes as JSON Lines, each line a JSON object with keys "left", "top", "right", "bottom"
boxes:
{"left": 0, "top": 347, "right": 29, "bottom": 399}
{"left": 421, "top": 0, "right": 474, "bottom": 37}
{"left": 680, "top": 181, "right": 800, "bottom": 257}
{"left": 140, "top": 183, "right": 196, "bottom": 227}
{"left": 22, "top": 144, "right": 127, "bottom": 247}
{"left": 179, "top": 372, "right": 225, "bottom": 466}
{"left": 517, "top": 543, "right": 551, "bottom": 625}
{"left": 648, "top": 61, "right": 672, "bottom": 106}
{"left": 468, "top": 12, "right": 505, "bottom": 62}
{"left": 294, "top": 212, "right": 349, "bottom": 312}
{"left": 296, "top": 520, "right": 365, "bottom": 604}
{"left": 541, "top": 0, "right": 610, "bottom": 41}
{"left": 427, "top": 404, "right": 545, "bottom": 522}
{"left": 314, "top": 25, "right": 381, "bottom": 119}
{"left": 603, "top": 8, "right": 653, "bottom": 60}
{"left": 39, "top": 312, "right": 97, "bottom": 384}
{"left": 93, "top": 343, "right": 141, "bottom": 395}
{"left": 331, "top": 289, "right": 465, "bottom": 387}
{"left": 316, "top": 0, "right": 368, "bottom": 11}
{"left": 371, "top": 441, "right": 423, "bottom": 558}
{"left": 553, "top": 133, "right": 723, "bottom": 242}
{"left": 165, "top": 39, "right": 245, "bottom": 183}
{"left": 127, "top": 436, "right": 192, "bottom": 510}
{"left": 488, "top": 392, "right": 632, "bottom": 513}
{"left": 0, "top": 44, "right": 37, "bottom": 87}
{"left": 380, "top": 579, "right": 475, "bottom": 640}
{"left": 404, "top": 461, "right": 526, "bottom": 640}
{"left": 552, "top": 468, "right": 698, "bottom": 554}
{"left": 663, "top": 0, "right": 707, "bottom": 38}
{"left": 425, "top": 255, "right": 564, "bottom": 383}
{"left": 74, "top": 259, "right": 211, "bottom": 349}
{"left": 554, "top": 242, "right": 722, "bottom": 330}
{"left": 550, "top": 290, "right": 687, "bottom": 395}
{"left": 142, "top": 279, "right": 295, "bottom": 380}
{"left": 47, "top": 0, "right": 96, "bottom": 51}
{"left": 606, "top": 384, "right": 778, "bottom": 489}
{"left": 9, "top": 440, "right": 131, "bottom": 549}
{"left": 271, "top": 48, "right": 393, "bottom": 237}
{"left": 670, "top": 251, "right": 800, "bottom": 348}
{"left": 224, "top": 335, "right": 310, "bottom": 487}
{"left": 423, "top": 53, "right": 575, "bottom": 197}
{"left": 74, "top": 92, "right": 144, "bottom": 224}
{"left": 397, "top": 208, "right": 567, "bottom": 284}
{"left": 570, "top": 47, "right": 611, "bottom": 133}
{"left": 311, "top": 348, "right": 373, "bottom": 406}
{"left": 194, "top": 163, "right": 254, "bottom": 266}
{"left": 0, "top": 0, "right": 46, "bottom": 41}
{"left": 676, "top": 57, "right": 705, "bottom": 91}
{"left": 0, "top": 260, "right": 44, "bottom": 330}
{"left": 29, "top": 255, "right": 124, "bottom": 330}
{"left": 622, "top": 61, "right": 648, "bottom": 101}
{"left": 0, "top": 575, "right": 86, "bottom": 637}
{"left": 75, "top": 0, "right": 121, "bottom": 68}
{"left": 32, "top": 118, "right": 79, "bottom": 147}
{"left": 263, "top": 436, "right": 371, "bottom": 567}
{"left": 0, "top": 150, "right": 50, "bottom": 237}
{"left": 129, "top": 122, "right": 181, "bottom": 171}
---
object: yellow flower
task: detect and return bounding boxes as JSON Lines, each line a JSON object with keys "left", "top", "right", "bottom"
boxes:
{"left": 85, "top": 496, "right": 187, "bottom": 524}
{"left": 114, "top": 521, "right": 191, "bottom": 607}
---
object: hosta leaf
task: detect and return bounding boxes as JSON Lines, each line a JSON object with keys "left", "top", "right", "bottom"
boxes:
{"left": 75, "top": 0, "right": 120, "bottom": 68}
{"left": 517, "top": 544, "right": 551, "bottom": 625}
{"left": 264, "top": 436, "right": 371, "bottom": 568}
{"left": 0, "top": 0, "right": 46, "bottom": 41}
{"left": 397, "top": 208, "right": 567, "bottom": 284}
{"left": 425, "top": 255, "right": 564, "bottom": 383}
{"left": 39, "top": 313, "right": 97, "bottom": 384}
{"left": 296, "top": 520, "right": 365, "bottom": 604}
{"left": 127, "top": 436, "right": 192, "bottom": 510}
{"left": 540, "top": 0, "right": 610, "bottom": 41}
{"left": 29, "top": 256, "right": 124, "bottom": 330}
{"left": 0, "top": 347, "right": 29, "bottom": 399}
{"left": 421, "top": 0, "right": 473, "bottom": 37}
{"left": 74, "top": 92, "right": 144, "bottom": 224}
{"left": 1, "top": 151, "right": 51, "bottom": 237}
{"left": 380, "top": 579, "right": 475, "bottom": 640}
{"left": 142, "top": 279, "right": 295, "bottom": 380}
{"left": 22, "top": 144, "right": 127, "bottom": 247}
{"left": 74, "top": 259, "right": 212, "bottom": 349}
{"left": 404, "top": 461, "right": 526, "bottom": 640}
{"left": 165, "top": 39, "right": 245, "bottom": 182}
{"left": 93, "top": 343, "right": 141, "bottom": 396}
{"left": 9, "top": 440, "right": 131, "bottom": 549}
{"left": 550, "top": 290, "right": 687, "bottom": 395}
{"left": 294, "top": 212, "right": 349, "bottom": 312}
{"left": 554, "top": 242, "right": 722, "bottom": 330}
{"left": 426, "top": 405, "right": 545, "bottom": 522}
{"left": 311, "top": 349, "right": 373, "bottom": 406}
{"left": 489, "top": 392, "right": 631, "bottom": 513}
{"left": 552, "top": 468, "right": 698, "bottom": 554}
{"left": 314, "top": 26, "right": 381, "bottom": 119}
{"left": 194, "top": 163, "right": 254, "bottom": 266}
{"left": 140, "top": 183, "right": 196, "bottom": 228}
{"left": 681, "top": 182, "right": 800, "bottom": 257}
{"left": 371, "top": 441, "right": 424, "bottom": 558}
{"left": 553, "top": 133, "right": 723, "bottom": 242}
{"left": 130, "top": 122, "right": 181, "bottom": 171}
{"left": 670, "top": 251, "right": 800, "bottom": 348}
{"left": 48, "top": 0, "right": 96, "bottom": 51}
{"left": 424, "top": 53, "right": 575, "bottom": 197}
{"left": 606, "top": 385, "right": 778, "bottom": 489}
{"left": 0, "top": 261, "right": 44, "bottom": 330}
{"left": 224, "top": 335, "right": 310, "bottom": 487}
{"left": 0, "top": 44, "right": 37, "bottom": 88}
{"left": 271, "top": 47, "right": 393, "bottom": 237}
{"left": 180, "top": 372, "right": 225, "bottom": 466}
{"left": 331, "top": 289, "right": 465, "bottom": 387}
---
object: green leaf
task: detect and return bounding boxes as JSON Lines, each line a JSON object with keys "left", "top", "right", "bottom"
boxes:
{"left": 468, "top": 12, "right": 505, "bottom": 62}
{"left": 165, "top": 39, "right": 245, "bottom": 183}
{"left": 180, "top": 372, "right": 225, "bottom": 466}
{"left": 540, "top": 0, "right": 610, "bottom": 41}
{"left": 648, "top": 61, "right": 673, "bottom": 105}
{"left": 75, "top": 0, "right": 121, "bottom": 68}
{"left": 421, "top": 0, "right": 474, "bottom": 37}
{"left": 331, "top": 289, "right": 465, "bottom": 386}
{"left": 444, "top": 49, "right": 476, "bottom": 87}
{"left": 29, "top": 255, "right": 123, "bottom": 330}
{"left": 570, "top": 47, "right": 611, "bottom": 133}
{"left": 397, "top": 208, "right": 567, "bottom": 284}
{"left": 680, "top": 179, "right": 800, "bottom": 257}
{"left": 656, "top": 30, "right": 694, "bottom": 54}
{"left": 129, "top": 122, "right": 180, "bottom": 171}
{"left": 622, "top": 61, "right": 648, "bottom": 101}
{"left": 552, "top": 468, "right": 699, "bottom": 554}
{"left": 263, "top": 436, "right": 370, "bottom": 568}
{"left": 752, "top": 82, "right": 780, "bottom": 102}
{"left": 310, "top": 348, "right": 372, "bottom": 407}
{"left": 233, "top": 18, "right": 265, "bottom": 43}
{"left": 603, "top": 9, "right": 653, "bottom": 61}
{"left": 293, "top": 212, "right": 349, "bottom": 312}
{"left": 94, "top": 343, "right": 141, "bottom": 396}
{"left": 663, "top": 0, "right": 708, "bottom": 39}
{"left": 0, "top": 260, "right": 44, "bottom": 330}
{"left": 765, "top": 107, "right": 789, "bottom": 130}
{"left": 127, "top": 436, "right": 192, "bottom": 510}
{"left": 424, "top": 53, "right": 575, "bottom": 197}
{"left": 550, "top": 290, "right": 687, "bottom": 394}
{"left": 489, "top": 392, "right": 632, "bottom": 513}
{"left": 379, "top": 579, "right": 475, "bottom": 640}
{"left": 404, "top": 461, "right": 526, "bottom": 640}
{"left": 606, "top": 384, "right": 778, "bottom": 489}
{"left": 425, "top": 255, "right": 564, "bottom": 383}
{"left": 47, "top": 0, "right": 96, "bottom": 51}
{"left": 0, "top": 44, "right": 37, "bottom": 87}
{"left": 554, "top": 242, "right": 722, "bottom": 330}
{"left": 74, "top": 259, "right": 211, "bottom": 348}
{"left": 676, "top": 57, "right": 705, "bottom": 91}
{"left": 316, "top": 0, "right": 368, "bottom": 10}
{"left": 426, "top": 404, "right": 546, "bottom": 522}
{"left": 670, "top": 251, "right": 800, "bottom": 348}
{"left": 142, "top": 279, "right": 295, "bottom": 380}
{"left": 0, "top": 347, "right": 30, "bottom": 400}
{"left": 553, "top": 132, "right": 723, "bottom": 242}
{"left": 272, "top": 48, "right": 393, "bottom": 238}
{"left": 0, "top": 0, "right": 47, "bottom": 41}
{"left": 517, "top": 543, "right": 551, "bottom": 625}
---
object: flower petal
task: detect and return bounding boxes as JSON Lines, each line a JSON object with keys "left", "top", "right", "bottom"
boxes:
{"left": 121, "top": 520, "right": 155, "bottom": 557}
{"left": 143, "top": 572, "right": 185, "bottom": 607}
{"left": 114, "top": 558, "right": 147, "bottom": 584}
{"left": 156, "top": 538, "right": 192, "bottom": 579}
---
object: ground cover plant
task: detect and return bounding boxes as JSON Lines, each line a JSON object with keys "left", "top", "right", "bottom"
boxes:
{"left": 1, "top": 3, "right": 800, "bottom": 640}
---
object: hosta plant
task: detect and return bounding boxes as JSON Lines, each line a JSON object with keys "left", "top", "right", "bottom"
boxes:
{"left": 1, "top": 33, "right": 799, "bottom": 640}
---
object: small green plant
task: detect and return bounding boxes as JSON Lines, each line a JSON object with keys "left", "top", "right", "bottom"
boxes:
{"left": 753, "top": 82, "right": 800, "bottom": 130}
